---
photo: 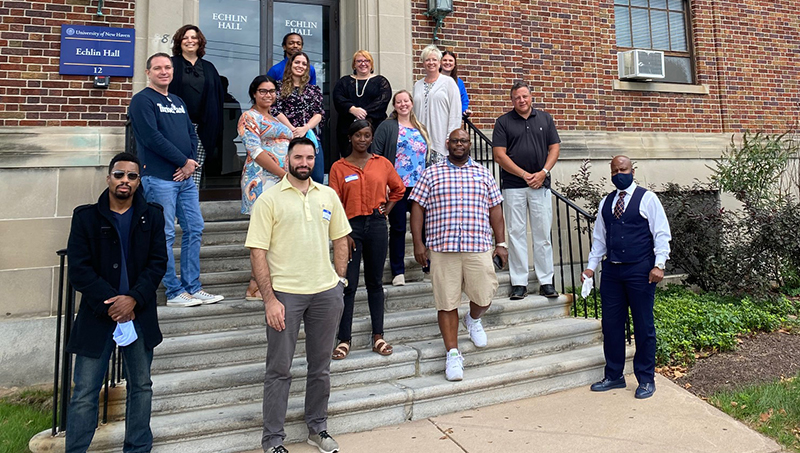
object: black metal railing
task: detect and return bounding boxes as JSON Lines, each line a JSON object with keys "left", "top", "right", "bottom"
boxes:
{"left": 462, "top": 118, "right": 599, "bottom": 319}
{"left": 51, "top": 249, "right": 124, "bottom": 435}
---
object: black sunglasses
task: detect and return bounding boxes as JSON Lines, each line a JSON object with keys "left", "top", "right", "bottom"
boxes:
{"left": 111, "top": 170, "right": 139, "bottom": 180}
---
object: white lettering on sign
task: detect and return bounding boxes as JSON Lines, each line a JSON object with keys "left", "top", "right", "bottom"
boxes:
{"left": 284, "top": 19, "right": 318, "bottom": 37}
{"left": 76, "top": 48, "right": 101, "bottom": 56}
{"left": 212, "top": 13, "right": 248, "bottom": 31}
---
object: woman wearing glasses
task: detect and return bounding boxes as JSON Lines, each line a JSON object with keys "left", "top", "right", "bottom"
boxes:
{"left": 272, "top": 51, "right": 326, "bottom": 183}
{"left": 333, "top": 50, "right": 392, "bottom": 158}
{"left": 169, "top": 24, "right": 224, "bottom": 187}
{"left": 239, "top": 75, "right": 293, "bottom": 300}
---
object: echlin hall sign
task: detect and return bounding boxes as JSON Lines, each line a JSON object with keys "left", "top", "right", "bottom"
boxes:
{"left": 59, "top": 24, "right": 135, "bottom": 77}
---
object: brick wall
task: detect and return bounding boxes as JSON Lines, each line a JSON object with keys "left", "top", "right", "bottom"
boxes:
{"left": 0, "top": 0, "right": 134, "bottom": 127}
{"left": 411, "top": 0, "right": 800, "bottom": 134}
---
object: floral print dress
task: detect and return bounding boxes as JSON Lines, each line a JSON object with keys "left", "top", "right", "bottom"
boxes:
{"left": 394, "top": 124, "right": 428, "bottom": 187}
{"left": 238, "top": 108, "right": 293, "bottom": 214}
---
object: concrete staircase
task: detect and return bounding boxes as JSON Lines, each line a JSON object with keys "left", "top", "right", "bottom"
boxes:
{"left": 31, "top": 201, "right": 622, "bottom": 453}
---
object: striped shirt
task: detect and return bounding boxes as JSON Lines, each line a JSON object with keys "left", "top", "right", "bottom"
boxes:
{"left": 409, "top": 157, "right": 503, "bottom": 253}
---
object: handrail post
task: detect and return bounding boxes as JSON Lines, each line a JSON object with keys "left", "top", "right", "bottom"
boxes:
{"left": 52, "top": 250, "right": 67, "bottom": 435}
{"left": 59, "top": 282, "right": 76, "bottom": 431}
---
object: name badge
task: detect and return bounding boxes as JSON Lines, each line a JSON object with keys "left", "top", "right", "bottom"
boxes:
{"left": 344, "top": 174, "right": 359, "bottom": 183}
{"left": 322, "top": 208, "right": 332, "bottom": 221}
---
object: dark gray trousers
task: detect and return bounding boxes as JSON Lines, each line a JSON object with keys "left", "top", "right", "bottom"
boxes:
{"left": 261, "top": 284, "right": 344, "bottom": 449}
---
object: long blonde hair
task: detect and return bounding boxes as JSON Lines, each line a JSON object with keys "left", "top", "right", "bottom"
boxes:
{"left": 390, "top": 90, "right": 430, "bottom": 145}
{"left": 280, "top": 52, "right": 311, "bottom": 98}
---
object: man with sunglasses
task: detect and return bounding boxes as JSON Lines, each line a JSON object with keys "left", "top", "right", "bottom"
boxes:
{"left": 65, "top": 153, "right": 167, "bottom": 452}
{"left": 129, "top": 52, "right": 224, "bottom": 307}
{"left": 410, "top": 129, "right": 508, "bottom": 381}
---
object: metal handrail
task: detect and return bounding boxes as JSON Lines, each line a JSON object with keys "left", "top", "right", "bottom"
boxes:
{"left": 462, "top": 118, "right": 600, "bottom": 319}
{"left": 51, "top": 249, "right": 123, "bottom": 435}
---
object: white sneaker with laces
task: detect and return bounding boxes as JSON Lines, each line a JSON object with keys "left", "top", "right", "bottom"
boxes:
{"left": 445, "top": 348, "right": 463, "bottom": 381}
{"left": 392, "top": 274, "right": 406, "bottom": 286}
{"left": 191, "top": 290, "right": 224, "bottom": 305}
{"left": 463, "top": 313, "right": 488, "bottom": 347}
{"left": 166, "top": 292, "right": 202, "bottom": 307}
{"left": 307, "top": 430, "right": 339, "bottom": 453}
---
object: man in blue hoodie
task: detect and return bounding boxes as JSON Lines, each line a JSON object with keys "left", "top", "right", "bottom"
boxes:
{"left": 128, "top": 52, "right": 223, "bottom": 307}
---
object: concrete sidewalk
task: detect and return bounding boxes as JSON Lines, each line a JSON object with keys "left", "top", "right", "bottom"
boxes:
{"left": 274, "top": 374, "right": 781, "bottom": 453}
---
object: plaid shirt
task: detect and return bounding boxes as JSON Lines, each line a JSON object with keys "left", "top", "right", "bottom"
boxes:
{"left": 409, "top": 157, "right": 503, "bottom": 253}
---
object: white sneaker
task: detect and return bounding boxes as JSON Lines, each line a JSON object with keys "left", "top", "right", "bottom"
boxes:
{"left": 392, "top": 274, "right": 406, "bottom": 286}
{"left": 445, "top": 349, "right": 463, "bottom": 381}
{"left": 464, "top": 313, "right": 488, "bottom": 348}
{"left": 191, "top": 290, "right": 224, "bottom": 305}
{"left": 166, "top": 292, "right": 202, "bottom": 307}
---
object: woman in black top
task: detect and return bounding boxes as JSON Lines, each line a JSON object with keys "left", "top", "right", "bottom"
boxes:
{"left": 332, "top": 50, "right": 392, "bottom": 158}
{"left": 169, "top": 24, "right": 224, "bottom": 187}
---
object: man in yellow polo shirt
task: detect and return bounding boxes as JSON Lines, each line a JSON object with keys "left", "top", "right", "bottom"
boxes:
{"left": 245, "top": 137, "right": 351, "bottom": 453}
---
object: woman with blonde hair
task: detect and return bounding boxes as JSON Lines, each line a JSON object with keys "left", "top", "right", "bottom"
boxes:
{"left": 412, "top": 44, "right": 462, "bottom": 165}
{"left": 333, "top": 50, "right": 392, "bottom": 157}
{"left": 373, "top": 90, "right": 430, "bottom": 286}
{"left": 272, "top": 51, "right": 325, "bottom": 183}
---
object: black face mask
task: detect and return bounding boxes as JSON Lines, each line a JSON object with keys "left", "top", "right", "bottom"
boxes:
{"left": 612, "top": 172, "right": 633, "bottom": 190}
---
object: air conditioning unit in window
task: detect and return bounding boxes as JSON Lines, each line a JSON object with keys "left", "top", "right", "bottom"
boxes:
{"left": 617, "top": 50, "right": 665, "bottom": 80}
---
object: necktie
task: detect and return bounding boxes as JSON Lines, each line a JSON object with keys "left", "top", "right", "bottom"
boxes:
{"left": 614, "top": 191, "right": 627, "bottom": 219}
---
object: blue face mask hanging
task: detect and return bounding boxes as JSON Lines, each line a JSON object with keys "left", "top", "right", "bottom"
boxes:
{"left": 612, "top": 172, "right": 633, "bottom": 190}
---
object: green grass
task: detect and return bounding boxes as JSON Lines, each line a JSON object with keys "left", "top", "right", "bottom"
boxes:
{"left": 710, "top": 373, "right": 800, "bottom": 452}
{"left": 0, "top": 389, "right": 52, "bottom": 453}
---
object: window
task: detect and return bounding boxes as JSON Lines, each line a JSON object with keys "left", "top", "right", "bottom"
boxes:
{"left": 614, "top": 0, "right": 693, "bottom": 84}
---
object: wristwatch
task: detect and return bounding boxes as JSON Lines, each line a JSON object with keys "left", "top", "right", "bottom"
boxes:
{"left": 542, "top": 168, "right": 551, "bottom": 177}
{"left": 339, "top": 277, "right": 348, "bottom": 287}
{"left": 655, "top": 263, "right": 665, "bottom": 270}
{"left": 495, "top": 242, "right": 508, "bottom": 248}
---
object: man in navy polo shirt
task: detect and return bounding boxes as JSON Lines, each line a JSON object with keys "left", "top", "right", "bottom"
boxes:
{"left": 492, "top": 81, "right": 561, "bottom": 301}
{"left": 582, "top": 155, "right": 672, "bottom": 399}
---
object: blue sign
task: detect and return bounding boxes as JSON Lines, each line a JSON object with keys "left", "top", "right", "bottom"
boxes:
{"left": 59, "top": 25, "right": 135, "bottom": 77}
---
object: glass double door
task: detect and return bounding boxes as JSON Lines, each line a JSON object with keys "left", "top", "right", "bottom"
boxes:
{"left": 197, "top": 0, "right": 339, "bottom": 200}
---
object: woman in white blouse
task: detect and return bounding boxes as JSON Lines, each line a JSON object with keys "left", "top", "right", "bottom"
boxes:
{"left": 412, "top": 45, "right": 462, "bottom": 165}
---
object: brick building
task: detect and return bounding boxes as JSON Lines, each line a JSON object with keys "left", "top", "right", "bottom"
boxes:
{"left": 1, "top": 0, "right": 798, "bottom": 386}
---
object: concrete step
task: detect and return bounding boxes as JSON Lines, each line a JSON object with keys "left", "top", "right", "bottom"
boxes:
{"left": 156, "top": 272, "right": 542, "bottom": 336}
{"left": 176, "top": 219, "right": 250, "bottom": 246}
{"left": 55, "top": 344, "right": 626, "bottom": 453}
{"left": 150, "top": 294, "right": 569, "bottom": 374}
{"left": 107, "top": 316, "right": 600, "bottom": 419}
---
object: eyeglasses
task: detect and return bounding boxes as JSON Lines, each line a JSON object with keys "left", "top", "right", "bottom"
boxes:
{"left": 355, "top": 59, "right": 370, "bottom": 64}
{"left": 449, "top": 138, "right": 470, "bottom": 145}
{"left": 111, "top": 171, "right": 139, "bottom": 180}
{"left": 257, "top": 89, "right": 277, "bottom": 96}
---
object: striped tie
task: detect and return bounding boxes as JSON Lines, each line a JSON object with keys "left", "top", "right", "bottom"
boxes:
{"left": 614, "top": 191, "right": 627, "bottom": 219}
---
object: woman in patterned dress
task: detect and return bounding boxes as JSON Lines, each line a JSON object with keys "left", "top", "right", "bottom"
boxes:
{"left": 272, "top": 51, "right": 326, "bottom": 183}
{"left": 373, "top": 90, "right": 430, "bottom": 286}
{"left": 239, "top": 74, "right": 293, "bottom": 300}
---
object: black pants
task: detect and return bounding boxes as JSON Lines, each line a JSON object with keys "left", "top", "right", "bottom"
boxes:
{"left": 338, "top": 213, "right": 388, "bottom": 342}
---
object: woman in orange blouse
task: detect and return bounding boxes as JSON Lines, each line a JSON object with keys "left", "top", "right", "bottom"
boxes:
{"left": 329, "top": 119, "right": 405, "bottom": 359}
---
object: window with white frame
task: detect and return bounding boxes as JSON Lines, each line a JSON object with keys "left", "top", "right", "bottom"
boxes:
{"left": 614, "top": 0, "right": 694, "bottom": 84}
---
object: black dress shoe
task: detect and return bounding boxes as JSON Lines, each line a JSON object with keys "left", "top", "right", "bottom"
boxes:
{"left": 539, "top": 283, "right": 558, "bottom": 298}
{"left": 590, "top": 376, "right": 626, "bottom": 392}
{"left": 635, "top": 382, "right": 656, "bottom": 399}
{"left": 509, "top": 285, "right": 527, "bottom": 300}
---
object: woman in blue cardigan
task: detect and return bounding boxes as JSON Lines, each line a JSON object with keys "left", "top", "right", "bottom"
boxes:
{"left": 440, "top": 50, "right": 472, "bottom": 118}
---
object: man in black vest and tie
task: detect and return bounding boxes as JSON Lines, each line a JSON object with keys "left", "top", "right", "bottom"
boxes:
{"left": 582, "top": 155, "right": 671, "bottom": 399}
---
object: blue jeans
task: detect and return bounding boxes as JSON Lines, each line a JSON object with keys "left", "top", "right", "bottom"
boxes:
{"left": 66, "top": 322, "right": 154, "bottom": 453}
{"left": 142, "top": 176, "right": 204, "bottom": 299}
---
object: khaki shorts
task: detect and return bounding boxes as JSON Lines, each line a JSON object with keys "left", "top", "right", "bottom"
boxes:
{"left": 429, "top": 250, "right": 499, "bottom": 311}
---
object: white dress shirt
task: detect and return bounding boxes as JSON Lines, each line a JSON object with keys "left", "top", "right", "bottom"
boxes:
{"left": 586, "top": 182, "right": 671, "bottom": 271}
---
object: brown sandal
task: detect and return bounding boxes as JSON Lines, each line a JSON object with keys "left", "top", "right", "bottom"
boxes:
{"left": 372, "top": 335, "right": 393, "bottom": 356}
{"left": 332, "top": 341, "right": 350, "bottom": 360}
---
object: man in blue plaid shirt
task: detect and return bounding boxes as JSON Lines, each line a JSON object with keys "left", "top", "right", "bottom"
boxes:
{"left": 409, "top": 128, "right": 509, "bottom": 381}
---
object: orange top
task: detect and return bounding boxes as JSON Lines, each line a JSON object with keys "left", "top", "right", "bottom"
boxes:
{"left": 329, "top": 154, "right": 405, "bottom": 219}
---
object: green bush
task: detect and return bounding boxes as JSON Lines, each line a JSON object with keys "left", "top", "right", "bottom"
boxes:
{"left": 573, "top": 285, "right": 798, "bottom": 366}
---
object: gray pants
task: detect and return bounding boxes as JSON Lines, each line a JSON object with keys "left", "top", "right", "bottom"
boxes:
{"left": 262, "top": 284, "right": 344, "bottom": 449}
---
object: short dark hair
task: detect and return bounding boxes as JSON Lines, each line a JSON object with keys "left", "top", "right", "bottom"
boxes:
{"left": 287, "top": 137, "right": 316, "bottom": 156}
{"left": 510, "top": 81, "right": 531, "bottom": 98}
{"left": 146, "top": 52, "right": 171, "bottom": 70}
{"left": 108, "top": 152, "right": 140, "bottom": 173}
{"left": 347, "top": 119, "right": 373, "bottom": 137}
{"left": 248, "top": 74, "right": 278, "bottom": 103}
{"left": 172, "top": 25, "right": 207, "bottom": 58}
{"left": 281, "top": 32, "right": 303, "bottom": 57}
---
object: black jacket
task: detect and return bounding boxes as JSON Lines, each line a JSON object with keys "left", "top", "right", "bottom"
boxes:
{"left": 66, "top": 189, "right": 167, "bottom": 358}
{"left": 169, "top": 55, "right": 224, "bottom": 157}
